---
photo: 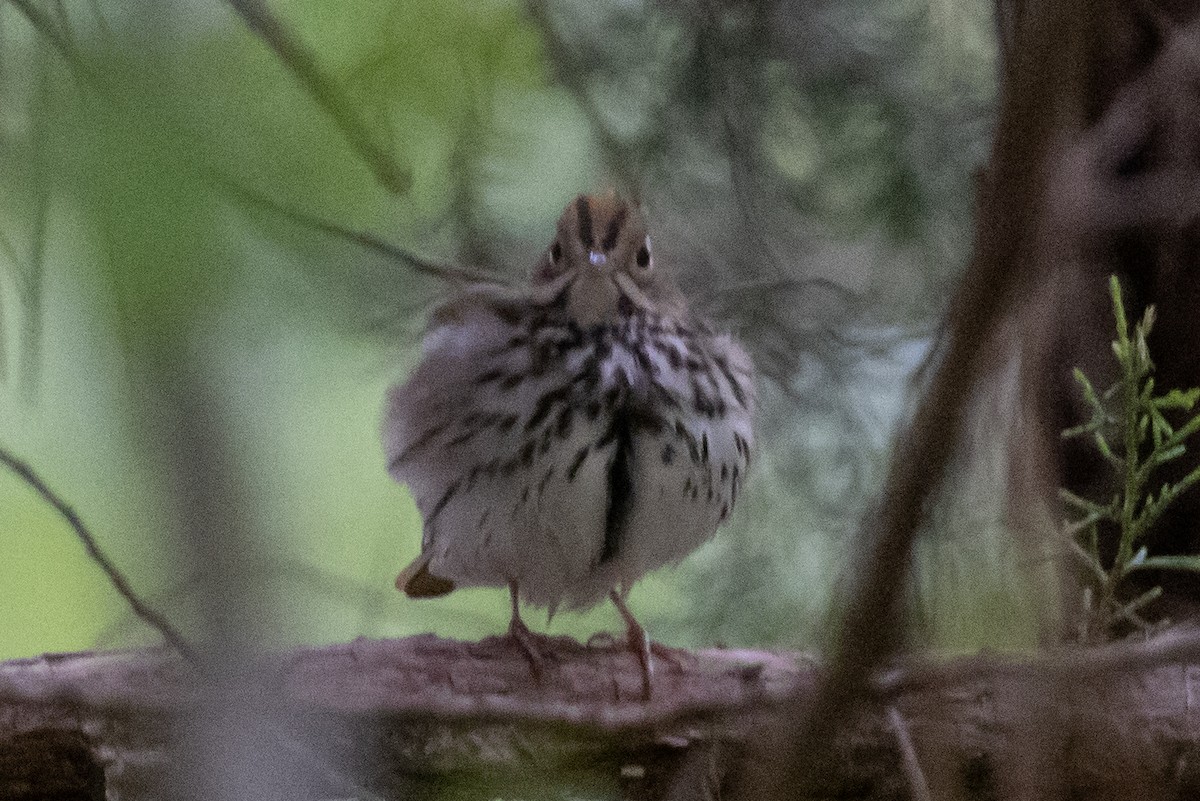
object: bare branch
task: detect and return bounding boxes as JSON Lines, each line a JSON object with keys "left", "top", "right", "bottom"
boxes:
{"left": 8, "top": 5, "right": 484, "bottom": 308}
{"left": 887, "top": 706, "right": 933, "bottom": 801}
{"left": 0, "top": 446, "right": 199, "bottom": 665}
{"left": 7, "top": 0, "right": 93, "bottom": 85}
{"left": 219, "top": 179, "right": 505, "bottom": 287}
{"left": 525, "top": 0, "right": 656, "bottom": 192}
{"left": 223, "top": 0, "right": 411, "bottom": 194}
{"left": 19, "top": 119, "right": 50, "bottom": 402}
{"left": 84, "top": 0, "right": 113, "bottom": 39}
{"left": 878, "top": 625, "right": 1200, "bottom": 697}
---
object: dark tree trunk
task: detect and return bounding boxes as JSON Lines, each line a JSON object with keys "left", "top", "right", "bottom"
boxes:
{"left": 1017, "top": 3, "right": 1200, "bottom": 628}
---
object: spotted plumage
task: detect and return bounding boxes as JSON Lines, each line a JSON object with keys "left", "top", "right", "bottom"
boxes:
{"left": 382, "top": 192, "right": 755, "bottom": 691}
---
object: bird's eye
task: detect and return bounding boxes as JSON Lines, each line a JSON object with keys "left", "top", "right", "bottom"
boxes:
{"left": 635, "top": 240, "right": 651, "bottom": 268}
{"left": 550, "top": 241, "right": 563, "bottom": 263}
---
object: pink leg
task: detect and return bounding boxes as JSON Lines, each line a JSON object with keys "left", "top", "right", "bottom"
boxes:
{"left": 508, "top": 581, "right": 545, "bottom": 680}
{"left": 610, "top": 590, "right": 653, "bottom": 700}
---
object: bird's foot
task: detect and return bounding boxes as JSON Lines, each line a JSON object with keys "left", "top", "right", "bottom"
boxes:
{"left": 587, "top": 630, "right": 691, "bottom": 692}
{"left": 508, "top": 614, "right": 547, "bottom": 681}
{"left": 608, "top": 590, "right": 662, "bottom": 701}
{"left": 648, "top": 640, "right": 693, "bottom": 670}
{"left": 627, "top": 621, "right": 654, "bottom": 702}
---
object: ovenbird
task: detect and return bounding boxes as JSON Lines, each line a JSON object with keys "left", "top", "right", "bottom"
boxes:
{"left": 383, "top": 193, "right": 755, "bottom": 695}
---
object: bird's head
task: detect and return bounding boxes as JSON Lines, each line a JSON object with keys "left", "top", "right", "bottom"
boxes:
{"left": 533, "top": 193, "right": 686, "bottom": 326}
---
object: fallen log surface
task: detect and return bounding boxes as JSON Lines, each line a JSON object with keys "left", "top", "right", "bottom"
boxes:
{"left": 4, "top": 633, "right": 1200, "bottom": 800}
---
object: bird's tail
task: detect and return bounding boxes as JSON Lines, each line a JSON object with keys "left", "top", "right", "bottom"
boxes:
{"left": 395, "top": 551, "right": 456, "bottom": 598}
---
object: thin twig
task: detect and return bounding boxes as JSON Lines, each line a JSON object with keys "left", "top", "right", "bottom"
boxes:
{"left": 0, "top": 229, "right": 16, "bottom": 382}
{"left": 992, "top": 0, "right": 1015, "bottom": 80}
{"left": 223, "top": 0, "right": 410, "bottom": 194}
{"left": 887, "top": 706, "right": 934, "bottom": 801}
{"left": 876, "top": 626, "right": 1200, "bottom": 697}
{"left": 218, "top": 179, "right": 504, "bottom": 287}
{"left": 702, "top": 0, "right": 778, "bottom": 286}
{"left": 0, "top": 230, "right": 26, "bottom": 295}
{"left": 9, "top": 5, "right": 468, "bottom": 294}
{"left": 8, "top": 0, "right": 93, "bottom": 85}
{"left": 710, "top": 275, "right": 857, "bottom": 302}
{"left": 84, "top": 0, "right": 113, "bottom": 39}
{"left": 20, "top": 59, "right": 52, "bottom": 402}
{"left": 524, "top": 0, "right": 651, "bottom": 190}
{"left": 0, "top": 446, "right": 200, "bottom": 665}
{"left": 49, "top": 0, "right": 73, "bottom": 52}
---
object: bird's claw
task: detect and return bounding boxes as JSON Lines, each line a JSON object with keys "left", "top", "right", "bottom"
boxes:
{"left": 508, "top": 615, "right": 547, "bottom": 681}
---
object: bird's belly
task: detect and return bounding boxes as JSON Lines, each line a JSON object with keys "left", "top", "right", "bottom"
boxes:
{"left": 392, "top": 315, "right": 754, "bottom": 611}
{"left": 428, "top": 396, "right": 746, "bottom": 610}
{"left": 514, "top": 413, "right": 742, "bottom": 609}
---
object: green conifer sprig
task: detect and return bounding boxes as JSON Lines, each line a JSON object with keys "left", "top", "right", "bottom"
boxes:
{"left": 1062, "top": 276, "right": 1200, "bottom": 641}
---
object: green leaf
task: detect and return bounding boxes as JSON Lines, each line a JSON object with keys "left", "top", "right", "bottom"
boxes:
{"left": 1093, "top": 431, "right": 1121, "bottom": 466}
{"left": 1063, "top": 508, "right": 1107, "bottom": 537}
{"left": 1150, "top": 414, "right": 1169, "bottom": 448}
{"left": 1129, "top": 555, "right": 1200, "bottom": 574}
{"left": 1073, "top": 367, "right": 1101, "bottom": 407}
{"left": 1156, "top": 387, "right": 1200, "bottom": 410}
{"left": 1141, "top": 304, "right": 1157, "bottom": 337}
{"left": 1111, "top": 585, "right": 1161, "bottom": 627}
{"left": 1109, "top": 275, "right": 1129, "bottom": 337}
{"left": 1167, "top": 464, "right": 1200, "bottom": 503}
{"left": 1164, "top": 414, "right": 1200, "bottom": 449}
{"left": 1061, "top": 423, "right": 1093, "bottom": 439}
{"left": 1152, "top": 444, "right": 1187, "bottom": 465}
{"left": 1068, "top": 539, "right": 1109, "bottom": 583}
{"left": 1149, "top": 406, "right": 1173, "bottom": 439}
{"left": 1059, "top": 488, "right": 1110, "bottom": 516}
{"left": 1135, "top": 332, "right": 1152, "bottom": 371}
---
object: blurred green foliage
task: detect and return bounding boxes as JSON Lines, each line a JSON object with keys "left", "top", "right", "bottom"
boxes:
{"left": 0, "top": 0, "right": 1035, "bottom": 662}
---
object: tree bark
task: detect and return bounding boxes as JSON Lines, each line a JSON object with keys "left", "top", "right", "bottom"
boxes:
{"left": 5, "top": 634, "right": 1200, "bottom": 800}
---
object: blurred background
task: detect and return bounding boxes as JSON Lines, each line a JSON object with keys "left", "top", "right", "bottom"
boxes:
{"left": 0, "top": 0, "right": 1038, "bottom": 662}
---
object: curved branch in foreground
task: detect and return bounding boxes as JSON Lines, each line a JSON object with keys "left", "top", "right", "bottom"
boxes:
{"left": 224, "top": 0, "right": 411, "bottom": 194}
{"left": 219, "top": 179, "right": 506, "bottom": 287}
{"left": 7, "top": 0, "right": 94, "bottom": 85}
{"left": 0, "top": 447, "right": 199, "bottom": 665}
{"left": 752, "top": 0, "right": 1092, "bottom": 792}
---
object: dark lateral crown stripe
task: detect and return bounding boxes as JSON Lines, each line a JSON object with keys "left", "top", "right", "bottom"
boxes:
{"left": 601, "top": 205, "right": 627, "bottom": 252}
{"left": 576, "top": 196, "right": 594, "bottom": 249}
